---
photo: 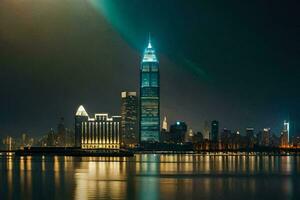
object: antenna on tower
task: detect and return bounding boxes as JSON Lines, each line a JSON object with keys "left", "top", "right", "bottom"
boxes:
{"left": 147, "top": 32, "right": 152, "bottom": 48}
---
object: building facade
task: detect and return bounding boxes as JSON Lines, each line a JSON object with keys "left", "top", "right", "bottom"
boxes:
{"left": 210, "top": 120, "right": 219, "bottom": 142}
{"left": 169, "top": 121, "right": 187, "bottom": 144}
{"left": 280, "top": 121, "right": 290, "bottom": 147}
{"left": 75, "top": 105, "right": 121, "bottom": 149}
{"left": 246, "top": 127, "right": 255, "bottom": 148}
{"left": 203, "top": 120, "right": 211, "bottom": 139}
{"left": 283, "top": 120, "right": 290, "bottom": 144}
{"left": 57, "top": 117, "right": 66, "bottom": 146}
{"left": 162, "top": 116, "right": 168, "bottom": 131}
{"left": 140, "top": 37, "right": 160, "bottom": 142}
{"left": 261, "top": 128, "right": 271, "bottom": 146}
{"left": 121, "top": 92, "right": 139, "bottom": 147}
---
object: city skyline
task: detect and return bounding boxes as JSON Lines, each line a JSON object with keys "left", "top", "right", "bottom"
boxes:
{"left": 1, "top": 2, "right": 300, "bottom": 200}
{"left": 0, "top": 0, "right": 299, "bottom": 137}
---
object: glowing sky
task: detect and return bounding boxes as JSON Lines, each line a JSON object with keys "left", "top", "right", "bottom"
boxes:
{"left": 0, "top": 0, "right": 299, "bottom": 137}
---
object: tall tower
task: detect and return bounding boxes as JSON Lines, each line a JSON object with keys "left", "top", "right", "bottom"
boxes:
{"left": 283, "top": 120, "right": 290, "bottom": 144}
{"left": 140, "top": 35, "right": 160, "bottom": 142}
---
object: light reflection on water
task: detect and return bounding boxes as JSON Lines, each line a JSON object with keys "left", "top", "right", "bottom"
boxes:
{"left": 0, "top": 154, "right": 300, "bottom": 200}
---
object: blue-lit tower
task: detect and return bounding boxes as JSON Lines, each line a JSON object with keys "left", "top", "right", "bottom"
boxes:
{"left": 140, "top": 36, "right": 160, "bottom": 142}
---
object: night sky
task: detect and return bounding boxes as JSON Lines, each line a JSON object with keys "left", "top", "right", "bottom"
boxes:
{"left": 0, "top": 0, "right": 299, "bottom": 138}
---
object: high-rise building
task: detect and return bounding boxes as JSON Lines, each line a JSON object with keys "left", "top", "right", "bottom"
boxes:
{"left": 221, "top": 128, "right": 231, "bottom": 141}
{"left": 220, "top": 128, "right": 231, "bottom": 149}
{"left": 246, "top": 127, "right": 255, "bottom": 148}
{"left": 210, "top": 120, "right": 219, "bottom": 142}
{"left": 261, "top": 128, "right": 271, "bottom": 146}
{"left": 280, "top": 121, "right": 290, "bottom": 147}
{"left": 283, "top": 120, "right": 290, "bottom": 144}
{"left": 121, "top": 91, "right": 139, "bottom": 147}
{"left": 246, "top": 128, "right": 254, "bottom": 139}
{"left": 75, "top": 105, "right": 121, "bottom": 149}
{"left": 140, "top": 36, "right": 160, "bottom": 142}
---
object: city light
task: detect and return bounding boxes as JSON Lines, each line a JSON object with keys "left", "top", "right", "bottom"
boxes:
{"left": 0, "top": 1, "right": 299, "bottom": 198}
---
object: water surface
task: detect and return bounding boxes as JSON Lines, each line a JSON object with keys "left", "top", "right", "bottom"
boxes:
{"left": 1, "top": 154, "right": 300, "bottom": 200}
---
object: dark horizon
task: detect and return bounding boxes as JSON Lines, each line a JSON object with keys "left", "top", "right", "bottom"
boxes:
{"left": 0, "top": 0, "right": 299, "bottom": 138}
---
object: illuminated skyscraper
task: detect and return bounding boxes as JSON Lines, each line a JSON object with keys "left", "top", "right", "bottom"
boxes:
{"left": 283, "top": 120, "right": 290, "bottom": 143}
{"left": 280, "top": 121, "right": 290, "bottom": 147}
{"left": 121, "top": 92, "right": 139, "bottom": 147}
{"left": 162, "top": 116, "right": 168, "bottom": 131}
{"left": 261, "top": 128, "right": 271, "bottom": 146}
{"left": 140, "top": 36, "right": 160, "bottom": 142}
{"left": 75, "top": 105, "right": 89, "bottom": 147}
{"left": 75, "top": 105, "right": 121, "bottom": 149}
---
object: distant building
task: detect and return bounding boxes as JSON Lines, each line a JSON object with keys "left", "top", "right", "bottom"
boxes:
{"left": 65, "top": 128, "right": 75, "bottom": 147}
{"left": 57, "top": 117, "right": 66, "bottom": 146}
{"left": 283, "top": 120, "right": 290, "bottom": 144}
{"left": 140, "top": 36, "right": 160, "bottom": 143}
{"left": 3, "top": 136, "right": 14, "bottom": 151}
{"left": 160, "top": 130, "right": 170, "bottom": 143}
{"left": 162, "top": 116, "right": 168, "bottom": 131}
{"left": 280, "top": 132, "right": 289, "bottom": 147}
{"left": 210, "top": 120, "right": 219, "bottom": 142}
{"left": 185, "top": 129, "right": 194, "bottom": 143}
{"left": 192, "top": 131, "right": 203, "bottom": 144}
{"left": 246, "top": 128, "right": 254, "bottom": 139}
{"left": 246, "top": 128, "right": 255, "bottom": 148}
{"left": 280, "top": 121, "right": 289, "bottom": 147}
{"left": 46, "top": 129, "right": 56, "bottom": 147}
{"left": 203, "top": 120, "right": 210, "bottom": 139}
{"left": 160, "top": 116, "right": 169, "bottom": 143}
{"left": 232, "top": 130, "right": 242, "bottom": 149}
{"left": 221, "top": 128, "right": 231, "bottom": 149}
{"left": 20, "top": 133, "right": 30, "bottom": 148}
{"left": 75, "top": 105, "right": 121, "bottom": 149}
{"left": 221, "top": 128, "right": 231, "bottom": 142}
{"left": 121, "top": 92, "right": 139, "bottom": 147}
{"left": 270, "top": 133, "right": 280, "bottom": 147}
{"left": 169, "top": 121, "right": 187, "bottom": 144}
{"left": 291, "top": 136, "right": 300, "bottom": 148}
{"left": 261, "top": 128, "right": 271, "bottom": 146}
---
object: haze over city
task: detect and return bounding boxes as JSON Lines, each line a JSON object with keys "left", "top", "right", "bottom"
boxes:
{"left": 1, "top": 0, "right": 299, "bottom": 137}
{"left": 1, "top": 1, "right": 300, "bottom": 200}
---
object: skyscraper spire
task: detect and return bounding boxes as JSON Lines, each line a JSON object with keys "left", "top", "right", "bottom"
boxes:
{"left": 148, "top": 32, "right": 152, "bottom": 48}
{"left": 143, "top": 33, "right": 158, "bottom": 63}
{"left": 162, "top": 116, "right": 168, "bottom": 131}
